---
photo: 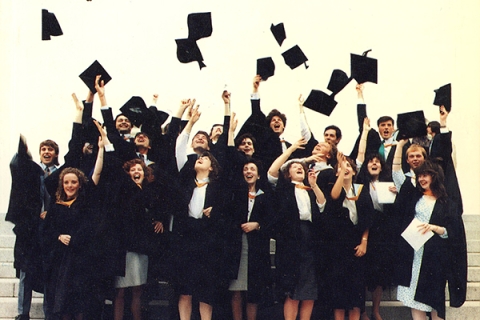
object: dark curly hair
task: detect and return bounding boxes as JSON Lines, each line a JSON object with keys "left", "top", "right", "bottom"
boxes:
{"left": 266, "top": 109, "right": 287, "bottom": 129}
{"left": 55, "top": 167, "right": 88, "bottom": 201}
{"left": 123, "top": 158, "right": 155, "bottom": 184}
{"left": 356, "top": 153, "right": 391, "bottom": 184}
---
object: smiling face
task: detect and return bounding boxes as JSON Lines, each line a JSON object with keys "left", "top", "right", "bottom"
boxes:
{"left": 243, "top": 162, "right": 259, "bottom": 186}
{"left": 417, "top": 173, "right": 432, "bottom": 191}
{"left": 269, "top": 116, "right": 285, "bottom": 135}
{"left": 288, "top": 162, "right": 305, "bottom": 182}
{"left": 378, "top": 120, "right": 394, "bottom": 140}
{"left": 323, "top": 129, "right": 340, "bottom": 145}
{"left": 192, "top": 133, "right": 210, "bottom": 151}
{"left": 40, "top": 145, "right": 58, "bottom": 166}
{"left": 367, "top": 157, "right": 382, "bottom": 178}
{"left": 406, "top": 150, "right": 425, "bottom": 169}
{"left": 238, "top": 138, "right": 255, "bottom": 156}
{"left": 338, "top": 159, "right": 356, "bottom": 180}
{"left": 115, "top": 115, "right": 132, "bottom": 134}
{"left": 134, "top": 133, "right": 150, "bottom": 149}
{"left": 63, "top": 173, "right": 80, "bottom": 200}
{"left": 312, "top": 142, "right": 332, "bottom": 159}
{"left": 128, "top": 163, "right": 145, "bottom": 185}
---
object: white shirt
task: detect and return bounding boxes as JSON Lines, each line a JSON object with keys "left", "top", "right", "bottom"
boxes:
{"left": 188, "top": 178, "right": 209, "bottom": 219}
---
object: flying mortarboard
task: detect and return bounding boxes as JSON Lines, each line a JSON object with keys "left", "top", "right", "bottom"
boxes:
{"left": 282, "top": 45, "right": 309, "bottom": 69}
{"left": 433, "top": 83, "right": 452, "bottom": 112}
{"left": 396, "top": 110, "right": 427, "bottom": 140}
{"left": 327, "top": 69, "right": 352, "bottom": 96}
{"left": 148, "top": 107, "right": 170, "bottom": 126}
{"left": 119, "top": 97, "right": 149, "bottom": 128}
{"left": 187, "top": 12, "right": 213, "bottom": 40}
{"left": 79, "top": 60, "right": 112, "bottom": 94}
{"left": 256, "top": 57, "right": 275, "bottom": 81}
{"left": 351, "top": 49, "right": 377, "bottom": 84}
{"left": 270, "top": 23, "right": 286, "bottom": 46}
{"left": 175, "top": 38, "right": 206, "bottom": 69}
{"left": 42, "top": 9, "right": 63, "bottom": 41}
{"left": 303, "top": 90, "right": 338, "bottom": 116}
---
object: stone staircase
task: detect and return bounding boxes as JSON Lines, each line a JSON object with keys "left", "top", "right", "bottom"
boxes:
{"left": 0, "top": 213, "right": 479, "bottom": 319}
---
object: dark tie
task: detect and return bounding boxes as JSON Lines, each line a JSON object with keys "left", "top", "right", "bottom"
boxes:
{"left": 44, "top": 167, "right": 50, "bottom": 177}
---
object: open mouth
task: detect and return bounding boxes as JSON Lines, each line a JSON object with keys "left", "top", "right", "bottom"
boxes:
{"left": 133, "top": 173, "right": 142, "bottom": 182}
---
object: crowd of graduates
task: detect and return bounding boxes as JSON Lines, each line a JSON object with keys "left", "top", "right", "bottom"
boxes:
{"left": 6, "top": 74, "right": 467, "bottom": 320}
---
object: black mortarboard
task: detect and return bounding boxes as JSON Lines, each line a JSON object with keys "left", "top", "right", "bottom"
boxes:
{"left": 79, "top": 60, "right": 112, "bottom": 94}
{"left": 327, "top": 69, "right": 352, "bottom": 96}
{"left": 270, "top": 23, "right": 286, "bottom": 46}
{"left": 175, "top": 38, "right": 206, "bottom": 69}
{"left": 256, "top": 57, "right": 275, "bottom": 81}
{"left": 119, "top": 96, "right": 149, "bottom": 128}
{"left": 351, "top": 50, "right": 377, "bottom": 84}
{"left": 148, "top": 106, "right": 170, "bottom": 126}
{"left": 187, "top": 12, "right": 213, "bottom": 40}
{"left": 42, "top": 9, "right": 63, "bottom": 41}
{"left": 282, "top": 45, "right": 309, "bottom": 69}
{"left": 396, "top": 110, "right": 427, "bottom": 140}
{"left": 433, "top": 83, "right": 452, "bottom": 112}
{"left": 303, "top": 90, "right": 338, "bottom": 116}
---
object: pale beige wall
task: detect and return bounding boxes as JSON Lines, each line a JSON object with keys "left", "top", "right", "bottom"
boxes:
{"left": 1, "top": 0, "right": 479, "bottom": 214}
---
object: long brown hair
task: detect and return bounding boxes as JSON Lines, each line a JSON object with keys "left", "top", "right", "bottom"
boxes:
{"left": 414, "top": 160, "right": 448, "bottom": 202}
{"left": 55, "top": 167, "right": 88, "bottom": 201}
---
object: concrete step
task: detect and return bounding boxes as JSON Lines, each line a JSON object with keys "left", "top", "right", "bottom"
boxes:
{"left": 0, "top": 222, "right": 14, "bottom": 236}
{"left": 0, "top": 236, "right": 15, "bottom": 249}
{"left": 0, "top": 249, "right": 13, "bottom": 263}
{"left": 469, "top": 253, "right": 480, "bottom": 266}
{"left": 468, "top": 239, "right": 480, "bottom": 253}
{"left": 0, "top": 263, "right": 16, "bottom": 278}
{"left": 364, "top": 300, "right": 480, "bottom": 320}
{"left": 0, "top": 297, "right": 44, "bottom": 319}
{"left": 468, "top": 266, "right": 480, "bottom": 282}
{"left": 0, "top": 278, "right": 43, "bottom": 299}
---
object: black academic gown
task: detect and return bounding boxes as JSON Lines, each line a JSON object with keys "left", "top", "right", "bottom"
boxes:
{"left": 5, "top": 137, "right": 45, "bottom": 292}
{"left": 394, "top": 188, "right": 467, "bottom": 319}
{"left": 226, "top": 183, "right": 276, "bottom": 303}
{"left": 42, "top": 185, "right": 96, "bottom": 315}
{"left": 322, "top": 184, "right": 374, "bottom": 310}
{"left": 170, "top": 157, "right": 230, "bottom": 305}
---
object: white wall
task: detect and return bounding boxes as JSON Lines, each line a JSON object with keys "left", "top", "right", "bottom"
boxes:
{"left": 1, "top": 0, "right": 479, "bottom": 214}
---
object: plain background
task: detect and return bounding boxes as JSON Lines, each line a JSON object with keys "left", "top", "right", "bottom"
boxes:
{"left": 1, "top": 0, "right": 479, "bottom": 215}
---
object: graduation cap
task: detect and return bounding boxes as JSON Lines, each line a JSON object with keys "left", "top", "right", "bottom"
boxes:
{"left": 396, "top": 110, "right": 427, "bottom": 140}
{"left": 42, "top": 9, "right": 63, "bottom": 41}
{"left": 79, "top": 60, "right": 112, "bottom": 94}
{"left": 433, "top": 83, "right": 452, "bottom": 112}
{"left": 148, "top": 106, "right": 170, "bottom": 126}
{"left": 351, "top": 49, "right": 377, "bottom": 84}
{"left": 303, "top": 90, "right": 338, "bottom": 116}
{"left": 119, "top": 96, "right": 149, "bottom": 128}
{"left": 327, "top": 69, "right": 352, "bottom": 96}
{"left": 175, "top": 38, "right": 206, "bottom": 69}
{"left": 187, "top": 12, "right": 213, "bottom": 40}
{"left": 270, "top": 23, "right": 286, "bottom": 46}
{"left": 282, "top": 45, "right": 308, "bottom": 69}
{"left": 256, "top": 57, "right": 275, "bottom": 81}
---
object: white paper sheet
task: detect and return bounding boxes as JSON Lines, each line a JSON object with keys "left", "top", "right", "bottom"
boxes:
{"left": 401, "top": 218, "right": 434, "bottom": 251}
{"left": 376, "top": 182, "right": 397, "bottom": 204}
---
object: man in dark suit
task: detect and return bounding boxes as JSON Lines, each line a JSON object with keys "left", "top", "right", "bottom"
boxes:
{"left": 350, "top": 84, "right": 410, "bottom": 175}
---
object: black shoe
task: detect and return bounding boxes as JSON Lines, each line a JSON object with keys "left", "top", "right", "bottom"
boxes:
{"left": 15, "top": 315, "right": 30, "bottom": 320}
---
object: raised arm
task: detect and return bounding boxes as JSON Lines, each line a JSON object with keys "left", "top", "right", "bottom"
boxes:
{"left": 228, "top": 112, "right": 238, "bottom": 147}
{"left": 298, "top": 94, "right": 312, "bottom": 142}
{"left": 308, "top": 169, "right": 326, "bottom": 205}
{"left": 392, "top": 138, "right": 408, "bottom": 190}
{"left": 91, "top": 120, "right": 112, "bottom": 186}
{"left": 331, "top": 152, "right": 346, "bottom": 200}
{"left": 176, "top": 104, "right": 201, "bottom": 171}
{"left": 356, "top": 117, "right": 371, "bottom": 165}
{"left": 268, "top": 138, "right": 307, "bottom": 178}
